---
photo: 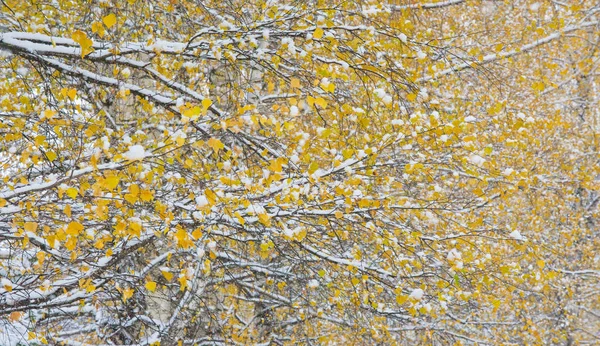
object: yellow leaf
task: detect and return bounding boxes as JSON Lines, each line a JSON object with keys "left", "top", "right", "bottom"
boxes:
{"left": 295, "top": 228, "right": 307, "bottom": 241}
{"left": 140, "top": 189, "right": 154, "bottom": 202}
{"left": 145, "top": 281, "right": 157, "bottom": 292}
{"left": 103, "top": 14, "right": 117, "bottom": 29}
{"left": 269, "top": 158, "right": 285, "bottom": 173}
{"left": 219, "top": 176, "right": 237, "bottom": 185}
{"left": 207, "top": 137, "right": 224, "bottom": 153}
{"left": 104, "top": 176, "right": 120, "bottom": 190}
{"left": 67, "top": 88, "right": 77, "bottom": 100}
{"left": 46, "top": 151, "right": 57, "bottom": 162}
{"left": 532, "top": 81, "right": 545, "bottom": 92}
{"left": 202, "top": 98, "right": 212, "bottom": 109}
{"left": 66, "top": 221, "right": 84, "bottom": 235}
{"left": 64, "top": 204, "right": 71, "bottom": 217}
{"left": 46, "top": 234, "right": 57, "bottom": 248}
{"left": 234, "top": 211, "right": 245, "bottom": 225}
{"left": 178, "top": 275, "right": 188, "bottom": 291}
{"left": 35, "top": 135, "right": 46, "bottom": 146}
{"left": 291, "top": 78, "right": 301, "bottom": 89}
{"left": 308, "top": 161, "right": 319, "bottom": 174}
{"left": 492, "top": 298, "right": 501, "bottom": 312}
{"left": 258, "top": 213, "right": 271, "bottom": 226}
{"left": 66, "top": 187, "right": 78, "bottom": 199}
{"left": 124, "top": 193, "right": 138, "bottom": 205}
{"left": 65, "top": 236, "right": 77, "bottom": 251}
{"left": 72, "top": 30, "right": 86, "bottom": 43}
{"left": 122, "top": 287, "right": 134, "bottom": 301}
{"left": 129, "top": 221, "right": 142, "bottom": 237}
{"left": 91, "top": 21, "right": 105, "bottom": 38}
{"left": 41, "top": 109, "right": 57, "bottom": 120}
{"left": 324, "top": 83, "right": 335, "bottom": 93}
{"left": 314, "top": 97, "right": 327, "bottom": 109}
{"left": 162, "top": 270, "right": 174, "bottom": 281}
{"left": 205, "top": 189, "right": 217, "bottom": 204}
{"left": 537, "top": 260, "right": 545, "bottom": 269}
{"left": 175, "top": 228, "right": 191, "bottom": 248}
{"left": 24, "top": 222, "right": 38, "bottom": 233}
{"left": 191, "top": 228, "right": 203, "bottom": 240}
{"left": 313, "top": 27, "right": 324, "bottom": 39}
{"left": 183, "top": 105, "right": 202, "bottom": 118}
{"left": 71, "top": 30, "right": 94, "bottom": 58}
{"left": 129, "top": 184, "right": 139, "bottom": 196}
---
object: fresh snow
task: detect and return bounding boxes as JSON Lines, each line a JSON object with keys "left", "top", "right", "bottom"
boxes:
{"left": 468, "top": 154, "right": 485, "bottom": 167}
{"left": 509, "top": 230, "right": 525, "bottom": 240}
{"left": 410, "top": 288, "right": 424, "bottom": 301}
{"left": 447, "top": 249, "right": 461, "bottom": 261}
{"left": 123, "top": 145, "right": 147, "bottom": 161}
{"left": 308, "top": 279, "right": 320, "bottom": 288}
{"left": 196, "top": 195, "right": 209, "bottom": 208}
{"left": 245, "top": 204, "right": 266, "bottom": 215}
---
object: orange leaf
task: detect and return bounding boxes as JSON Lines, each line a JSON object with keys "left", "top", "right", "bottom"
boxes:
{"left": 8, "top": 311, "right": 23, "bottom": 322}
